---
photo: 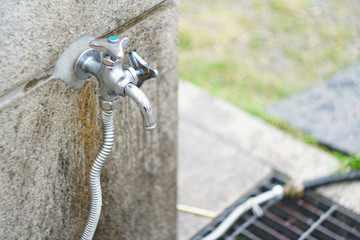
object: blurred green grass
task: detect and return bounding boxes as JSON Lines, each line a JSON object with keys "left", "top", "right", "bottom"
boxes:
{"left": 179, "top": 0, "right": 360, "bottom": 169}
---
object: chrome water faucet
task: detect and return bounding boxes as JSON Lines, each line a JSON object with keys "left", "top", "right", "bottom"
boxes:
{"left": 52, "top": 34, "right": 160, "bottom": 240}
{"left": 75, "top": 36, "right": 158, "bottom": 130}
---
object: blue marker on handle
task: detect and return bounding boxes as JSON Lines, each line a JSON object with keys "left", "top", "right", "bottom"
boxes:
{"left": 108, "top": 36, "right": 119, "bottom": 42}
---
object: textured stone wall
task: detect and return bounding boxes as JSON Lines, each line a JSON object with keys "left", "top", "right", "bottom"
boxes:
{"left": 0, "top": 1, "right": 178, "bottom": 239}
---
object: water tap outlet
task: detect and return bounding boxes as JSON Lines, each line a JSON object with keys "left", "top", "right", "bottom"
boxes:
{"left": 74, "top": 35, "right": 158, "bottom": 130}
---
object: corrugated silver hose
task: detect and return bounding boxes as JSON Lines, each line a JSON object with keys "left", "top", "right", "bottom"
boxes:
{"left": 81, "top": 110, "right": 115, "bottom": 240}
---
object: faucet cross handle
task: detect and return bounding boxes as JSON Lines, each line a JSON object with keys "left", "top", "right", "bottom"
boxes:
{"left": 90, "top": 36, "right": 129, "bottom": 61}
{"left": 128, "top": 52, "right": 158, "bottom": 87}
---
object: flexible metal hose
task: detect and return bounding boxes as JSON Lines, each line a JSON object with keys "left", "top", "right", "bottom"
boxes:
{"left": 81, "top": 110, "right": 115, "bottom": 240}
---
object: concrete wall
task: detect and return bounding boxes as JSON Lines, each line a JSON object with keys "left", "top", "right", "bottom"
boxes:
{"left": 0, "top": 1, "right": 178, "bottom": 239}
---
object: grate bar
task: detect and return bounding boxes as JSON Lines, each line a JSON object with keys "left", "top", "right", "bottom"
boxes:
{"left": 327, "top": 216, "right": 360, "bottom": 237}
{"left": 240, "top": 229, "right": 262, "bottom": 240}
{"left": 253, "top": 220, "right": 290, "bottom": 240}
{"left": 315, "top": 225, "right": 346, "bottom": 240}
{"left": 264, "top": 210, "right": 303, "bottom": 236}
{"left": 302, "top": 194, "right": 331, "bottom": 212}
{"left": 283, "top": 199, "right": 323, "bottom": 219}
{"left": 332, "top": 210, "right": 360, "bottom": 231}
{"left": 276, "top": 202, "right": 316, "bottom": 225}
{"left": 298, "top": 205, "right": 337, "bottom": 240}
{"left": 297, "top": 199, "right": 327, "bottom": 215}
{"left": 226, "top": 201, "right": 274, "bottom": 239}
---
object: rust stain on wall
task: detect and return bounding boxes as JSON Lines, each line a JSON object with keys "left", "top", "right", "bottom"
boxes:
{"left": 76, "top": 81, "right": 102, "bottom": 163}
{"left": 69, "top": 80, "right": 102, "bottom": 237}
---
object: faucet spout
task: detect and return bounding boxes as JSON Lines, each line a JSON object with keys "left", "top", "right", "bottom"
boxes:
{"left": 124, "top": 83, "right": 156, "bottom": 130}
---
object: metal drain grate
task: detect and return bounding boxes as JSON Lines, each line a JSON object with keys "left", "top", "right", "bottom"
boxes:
{"left": 192, "top": 172, "right": 360, "bottom": 240}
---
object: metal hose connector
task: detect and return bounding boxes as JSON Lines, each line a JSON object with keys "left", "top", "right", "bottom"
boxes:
{"left": 81, "top": 110, "right": 115, "bottom": 240}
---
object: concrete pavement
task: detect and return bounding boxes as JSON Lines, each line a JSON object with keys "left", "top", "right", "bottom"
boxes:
{"left": 177, "top": 80, "right": 360, "bottom": 240}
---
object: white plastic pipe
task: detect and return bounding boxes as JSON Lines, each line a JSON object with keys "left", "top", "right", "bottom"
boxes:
{"left": 202, "top": 185, "right": 284, "bottom": 240}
